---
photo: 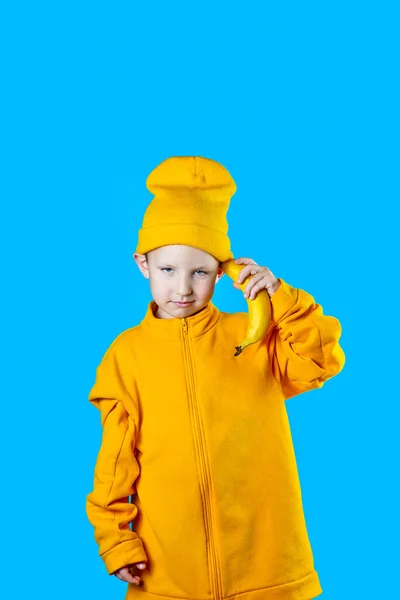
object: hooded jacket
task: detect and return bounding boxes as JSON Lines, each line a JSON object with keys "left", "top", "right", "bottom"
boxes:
{"left": 86, "top": 278, "right": 345, "bottom": 600}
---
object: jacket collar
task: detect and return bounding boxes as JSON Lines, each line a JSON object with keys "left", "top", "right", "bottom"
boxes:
{"left": 141, "top": 300, "right": 220, "bottom": 340}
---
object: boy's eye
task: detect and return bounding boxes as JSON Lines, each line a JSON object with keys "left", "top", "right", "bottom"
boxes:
{"left": 160, "top": 268, "right": 208, "bottom": 275}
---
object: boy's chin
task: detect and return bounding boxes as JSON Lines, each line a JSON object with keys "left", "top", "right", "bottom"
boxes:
{"left": 155, "top": 301, "right": 208, "bottom": 319}
{"left": 176, "top": 302, "right": 208, "bottom": 317}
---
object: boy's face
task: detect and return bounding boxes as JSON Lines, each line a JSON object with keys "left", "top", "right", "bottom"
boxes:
{"left": 133, "top": 245, "right": 225, "bottom": 319}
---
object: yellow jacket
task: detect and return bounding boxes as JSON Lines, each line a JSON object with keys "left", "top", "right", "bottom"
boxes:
{"left": 86, "top": 278, "right": 345, "bottom": 600}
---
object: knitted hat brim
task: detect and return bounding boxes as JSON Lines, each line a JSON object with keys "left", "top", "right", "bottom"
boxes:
{"left": 136, "top": 223, "right": 233, "bottom": 263}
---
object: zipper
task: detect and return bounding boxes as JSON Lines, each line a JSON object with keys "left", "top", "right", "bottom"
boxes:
{"left": 181, "top": 317, "right": 223, "bottom": 600}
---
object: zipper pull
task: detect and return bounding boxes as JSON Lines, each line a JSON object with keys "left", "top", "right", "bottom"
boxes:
{"left": 181, "top": 318, "right": 188, "bottom": 334}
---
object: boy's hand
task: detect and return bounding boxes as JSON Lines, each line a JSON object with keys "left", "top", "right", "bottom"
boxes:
{"left": 233, "top": 257, "right": 281, "bottom": 298}
{"left": 113, "top": 561, "right": 147, "bottom": 585}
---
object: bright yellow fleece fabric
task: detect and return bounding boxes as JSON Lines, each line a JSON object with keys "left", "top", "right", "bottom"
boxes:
{"left": 86, "top": 278, "right": 345, "bottom": 600}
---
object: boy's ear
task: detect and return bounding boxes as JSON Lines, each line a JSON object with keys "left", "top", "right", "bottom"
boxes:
{"left": 133, "top": 252, "right": 150, "bottom": 279}
{"left": 215, "top": 265, "right": 225, "bottom": 283}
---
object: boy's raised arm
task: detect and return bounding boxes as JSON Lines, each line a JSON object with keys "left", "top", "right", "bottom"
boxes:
{"left": 266, "top": 278, "right": 346, "bottom": 400}
{"left": 86, "top": 343, "right": 148, "bottom": 574}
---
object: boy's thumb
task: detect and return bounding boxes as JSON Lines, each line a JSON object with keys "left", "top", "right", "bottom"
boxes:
{"left": 137, "top": 563, "right": 146, "bottom": 569}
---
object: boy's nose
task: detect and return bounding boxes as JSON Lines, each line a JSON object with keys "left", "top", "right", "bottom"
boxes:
{"left": 177, "top": 279, "right": 192, "bottom": 296}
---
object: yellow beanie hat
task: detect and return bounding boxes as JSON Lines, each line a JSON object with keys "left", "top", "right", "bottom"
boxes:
{"left": 136, "top": 156, "right": 236, "bottom": 262}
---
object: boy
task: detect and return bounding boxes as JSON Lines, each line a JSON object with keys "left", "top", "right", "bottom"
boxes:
{"left": 86, "top": 156, "right": 345, "bottom": 600}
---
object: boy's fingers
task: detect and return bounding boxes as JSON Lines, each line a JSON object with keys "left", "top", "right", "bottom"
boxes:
{"left": 115, "top": 566, "right": 141, "bottom": 584}
{"left": 115, "top": 574, "right": 135, "bottom": 584}
{"left": 235, "top": 257, "right": 256, "bottom": 264}
{"left": 247, "top": 279, "right": 265, "bottom": 299}
{"left": 237, "top": 267, "right": 250, "bottom": 283}
{"left": 238, "top": 266, "right": 259, "bottom": 284}
{"left": 244, "top": 273, "right": 266, "bottom": 297}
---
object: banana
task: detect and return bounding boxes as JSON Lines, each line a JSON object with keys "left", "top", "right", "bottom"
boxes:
{"left": 221, "top": 258, "right": 271, "bottom": 356}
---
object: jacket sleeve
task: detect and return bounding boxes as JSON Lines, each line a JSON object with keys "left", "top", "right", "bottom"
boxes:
{"left": 86, "top": 342, "right": 148, "bottom": 574}
{"left": 266, "top": 278, "right": 346, "bottom": 400}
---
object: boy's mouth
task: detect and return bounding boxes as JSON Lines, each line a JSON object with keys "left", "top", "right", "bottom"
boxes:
{"left": 174, "top": 301, "right": 193, "bottom": 307}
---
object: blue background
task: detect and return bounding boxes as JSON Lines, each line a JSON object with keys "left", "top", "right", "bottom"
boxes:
{"left": 1, "top": 1, "right": 398, "bottom": 598}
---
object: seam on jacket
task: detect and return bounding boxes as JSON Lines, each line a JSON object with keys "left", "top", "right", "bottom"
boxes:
{"left": 273, "top": 286, "right": 300, "bottom": 325}
{"left": 309, "top": 316, "right": 328, "bottom": 378}
{"left": 190, "top": 336, "right": 224, "bottom": 595}
{"left": 266, "top": 303, "right": 327, "bottom": 392}
{"left": 264, "top": 328, "right": 281, "bottom": 389}
{"left": 263, "top": 303, "right": 309, "bottom": 389}
{"left": 136, "top": 590, "right": 209, "bottom": 599}
{"left": 223, "top": 570, "right": 318, "bottom": 597}
{"left": 104, "top": 401, "right": 130, "bottom": 543}
{"left": 136, "top": 569, "right": 317, "bottom": 599}
{"left": 182, "top": 333, "right": 211, "bottom": 587}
